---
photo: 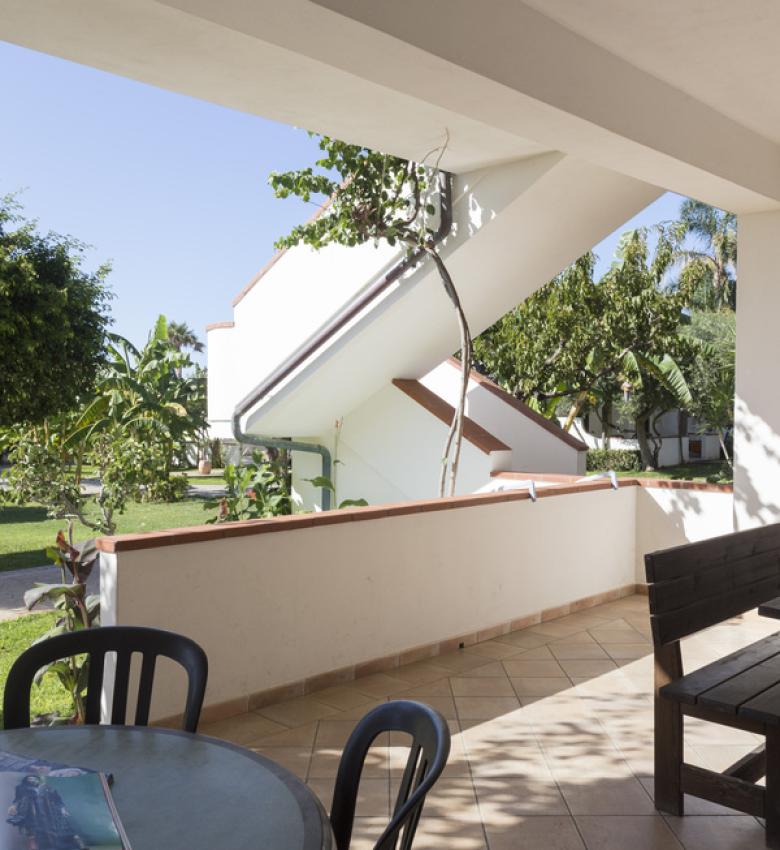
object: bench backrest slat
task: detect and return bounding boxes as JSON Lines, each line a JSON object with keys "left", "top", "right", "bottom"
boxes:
{"left": 645, "top": 523, "right": 780, "bottom": 646}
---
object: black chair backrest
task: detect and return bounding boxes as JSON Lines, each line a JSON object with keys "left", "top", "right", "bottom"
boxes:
{"left": 330, "top": 700, "right": 450, "bottom": 850}
{"left": 645, "top": 521, "right": 780, "bottom": 646}
{"left": 3, "top": 626, "right": 208, "bottom": 732}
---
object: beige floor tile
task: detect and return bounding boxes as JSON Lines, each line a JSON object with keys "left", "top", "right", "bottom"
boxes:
{"left": 510, "top": 677, "right": 572, "bottom": 698}
{"left": 550, "top": 643, "right": 611, "bottom": 660}
{"left": 589, "top": 627, "right": 650, "bottom": 645}
{"left": 200, "top": 711, "right": 286, "bottom": 746}
{"left": 454, "top": 695, "right": 521, "bottom": 721}
{"left": 475, "top": 776, "right": 568, "bottom": 817}
{"left": 503, "top": 658, "right": 566, "bottom": 677}
{"left": 551, "top": 631, "right": 600, "bottom": 646}
{"left": 253, "top": 720, "right": 319, "bottom": 747}
{"left": 392, "top": 661, "right": 453, "bottom": 686}
{"left": 604, "top": 644, "right": 653, "bottom": 661}
{"left": 457, "top": 661, "right": 510, "bottom": 678}
{"left": 313, "top": 685, "right": 379, "bottom": 711}
{"left": 413, "top": 819, "right": 488, "bottom": 849}
{"left": 494, "top": 631, "right": 552, "bottom": 650}
{"left": 543, "top": 745, "right": 632, "bottom": 782}
{"left": 315, "top": 718, "right": 364, "bottom": 747}
{"left": 466, "top": 640, "right": 525, "bottom": 660}
{"left": 450, "top": 677, "right": 516, "bottom": 697}
{"left": 250, "top": 745, "right": 312, "bottom": 779}
{"left": 256, "top": 696, "right": 340, "bottom": 728}
{"left": 469, "top": 745, "right": 553, "bottom": 780}
{"left": 309, "top": 744, "right": 387, "bottom": 778}
{"left": 416, "top": 777, "right": 483, "bottom": 825}
{"left": 308, "top": 776, "right": 390, "bottom": 818}
{"left": 529, "top": 621, "right": 591, "bottom": 639}
{"left": 407, "top": 695, "right": 458, "bottom": 720}
{"left": 337, "top": 699, "right": 386, "bottom": 720}
{"left": 514, "top": 645, "right": 556, "bottom": 660}
{"left": 393, "top": 678, "right": 453, "bottom": 698}
{"left": 575, "top": 815, "right": 681, "bottom": 850}
{"left": 557, "top": 659, "right": 619, "bottom": 678}
{"left": 347, "top": 817, "right": 387, "bottom": 850}
{"left": 559, "top": 776, "right": 656, "bottom": 815}
{"left": 351, "top": 672, "right": 413, "bottom": 698}
{"left": 484, "top": 815, "right": 586, "bottom": 850}
{"left": 662, "top": 814, "right": 765, "bottom": 850}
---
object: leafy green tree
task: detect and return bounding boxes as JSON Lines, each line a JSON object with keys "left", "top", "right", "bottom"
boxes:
{"left": 474, "top": 227, "right": 693, "bottom": 465}
{"left": 682, "top": 309, "right": 735, "bottom": 463}
{"left": 677, "top": 199, "right": 737, "bottom": 310}
{"left": 269, "top": 134, "right": 470, "bottom": 497}
{"left": 167, "top": 320, "right": 204, "bottom": 354}
{"left": 2, "top": 316, "right": 207, "bottom": 535}
{"left": 0, "top": 197, "right": 111, "bottom": 427}
{"left": 70, "top": 315, "right": 207, "bottom": 485}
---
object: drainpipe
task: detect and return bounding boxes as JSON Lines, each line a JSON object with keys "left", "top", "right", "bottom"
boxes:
{"left": 230, "top": 415, "right": 333, "bottom": 511}
{"left": 230, "top": 173, "right": 453, "bottom": 510}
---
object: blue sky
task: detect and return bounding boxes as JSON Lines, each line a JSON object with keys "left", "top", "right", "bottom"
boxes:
{"left": 1, "top": 41, "right": 686, "bottom": 359}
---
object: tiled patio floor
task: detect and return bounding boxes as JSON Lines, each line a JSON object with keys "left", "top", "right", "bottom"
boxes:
{"left": 200, "top": 595, "right": 777, "bottom": 849}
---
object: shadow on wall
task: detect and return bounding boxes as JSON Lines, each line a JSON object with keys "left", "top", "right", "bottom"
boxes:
{"left": 734, "top": 397, "right": 780, "bottom": 529}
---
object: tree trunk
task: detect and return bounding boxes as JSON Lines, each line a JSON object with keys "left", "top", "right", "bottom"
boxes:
{"left": 601, "top": 400, "right": 611, "bottom": 449}
{"left": 563, "top": 391, "right": 588, "bottom": 432}
{"left": 636, "top": 414, "right": 654, "bottom": 470}
{"left": 424, "top": 246, "right": 472, "bottom": 498}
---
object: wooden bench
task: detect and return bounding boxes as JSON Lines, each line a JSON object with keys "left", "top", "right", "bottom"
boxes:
{"left": 646, "top": 522, "right": 780, "bottom": 848}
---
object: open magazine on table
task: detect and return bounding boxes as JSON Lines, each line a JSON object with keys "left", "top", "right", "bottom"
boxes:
{"left": 0, "top": 751, "right": 130, "bottom": 850}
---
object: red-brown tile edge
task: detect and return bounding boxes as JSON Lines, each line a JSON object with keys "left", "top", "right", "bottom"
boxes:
{"left": 205, "top": 321, "right": 234, "bottom": 331}
{"left": 636, "top": 478, "right": 733, "bottom": 494}
{"left": 98, "top": 477, "right": 662, "bottom": 554}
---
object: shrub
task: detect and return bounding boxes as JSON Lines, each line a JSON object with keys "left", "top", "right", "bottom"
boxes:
{"left": 586, "top": 448, "right": 642, "bottom": 472}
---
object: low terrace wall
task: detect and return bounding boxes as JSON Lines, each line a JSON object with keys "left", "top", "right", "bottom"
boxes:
{"left": 97, "top": 478, "right": 732, "bottom": 723}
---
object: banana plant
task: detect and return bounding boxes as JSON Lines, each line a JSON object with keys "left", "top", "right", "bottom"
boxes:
{"left": 24, "top": 531, "right": 100, "bottom": 724}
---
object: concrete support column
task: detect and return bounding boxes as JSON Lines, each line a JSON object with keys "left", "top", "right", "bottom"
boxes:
{"left": 734, "top": 210, "right": 780, "bottom": 529}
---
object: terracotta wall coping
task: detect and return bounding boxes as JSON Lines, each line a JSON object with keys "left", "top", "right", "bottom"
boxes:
{"left": 392, "top": 378, "right": 510, "bottom": 454}
{"left": 492, "top": 471, "right": 582, "bottom": 483}
{"left": 97, "top": 475, "right": 730, "bottom": 555}
{"left": 447, "top": 358, "right": 588, "bottom": 452}
{"left": 205, "top": 321, "right": 235, "bottom": 331}
{"left": 636, "top": 477, "right": 733, "bottom": 494}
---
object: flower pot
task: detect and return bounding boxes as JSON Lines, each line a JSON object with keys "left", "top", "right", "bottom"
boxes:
{"left": 198, "top": 459, "right": 212, "bottom": 475}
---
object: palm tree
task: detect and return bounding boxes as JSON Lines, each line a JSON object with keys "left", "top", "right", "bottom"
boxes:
{"left": 167, "top": 321, "right": 204, "bottom": 354}
{"left": 678, "top": 199, "right": 737, "bottom": 309}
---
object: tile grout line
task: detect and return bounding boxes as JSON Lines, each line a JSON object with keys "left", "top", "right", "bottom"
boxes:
{"left": 446, "top": 667, "right": 492, "bottom": 850}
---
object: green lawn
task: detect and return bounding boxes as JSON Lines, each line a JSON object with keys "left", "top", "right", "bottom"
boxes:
{"left": 0, "top": 498, "right": 216, "bottom": 572}
{"left": 606, "top": 461, "right": 732, "bottom": 483}
{"left": 0, "top": 613, "right": 72, "bottom": 727}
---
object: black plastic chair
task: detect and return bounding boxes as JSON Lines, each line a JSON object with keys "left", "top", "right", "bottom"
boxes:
{"left": 3, "top": 625, "right": 208, "bottom": 733}
{"left": 330, "top": 700, "right": 450, "bottom": 850}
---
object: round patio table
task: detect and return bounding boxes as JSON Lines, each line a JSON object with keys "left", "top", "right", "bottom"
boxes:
{"left": 0, "top": 725, "right": 333, "bottom": 850}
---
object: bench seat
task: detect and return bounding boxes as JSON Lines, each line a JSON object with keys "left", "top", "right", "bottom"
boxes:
{"left": 662, "top": 632, "right": 780, "bottom": 725}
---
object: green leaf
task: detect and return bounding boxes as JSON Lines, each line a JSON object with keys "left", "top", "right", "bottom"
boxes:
{"left": 304, "top": 475, "right": 336, "bottom": 492}
{"left": 338, "top": 498, "right": 369, "bottom": 509}
{"left": 24, "top": 582, "right": 86, "bottom": 610}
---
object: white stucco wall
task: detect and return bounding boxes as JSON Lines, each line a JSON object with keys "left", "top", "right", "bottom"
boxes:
{"left": 634, "top": 486, "right": 734, "bottom": 583}
{"left": 104, "top": 485, "right": 636, "bottom": 720}
{"left": 207, "top": 236, "right": 398, "bottom": 435}
{"left": 291, "top": 383, "right": 509, "bottom": 509}
{"left": 101, "top": 481, "right": 734, "bottom": 721}
{"left": 422, "top": 363, "right": 586, "bottom": 475}
{"left": 735, "top": 210, "right": 780, "bottom": 530}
